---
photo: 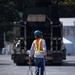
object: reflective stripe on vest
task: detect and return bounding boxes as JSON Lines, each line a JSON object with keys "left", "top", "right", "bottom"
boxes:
{"left": 33, "top": 38, "right": 44, "bottom": 54}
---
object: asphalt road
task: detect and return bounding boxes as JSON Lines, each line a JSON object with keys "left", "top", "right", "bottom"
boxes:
{"left": 0, "top": 55, "right": 75, "bottom": 75}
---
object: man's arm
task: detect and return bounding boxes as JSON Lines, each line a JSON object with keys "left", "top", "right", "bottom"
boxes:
{"left": 29, "top": 43, "right": 34, "bottom": 57}
{"left": 42, "top": 39, "right": 47, "bottom": 57}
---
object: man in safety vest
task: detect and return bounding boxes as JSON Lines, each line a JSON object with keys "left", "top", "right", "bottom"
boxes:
{"left": 29, "top": 30, "right": 47, "bottom": 75}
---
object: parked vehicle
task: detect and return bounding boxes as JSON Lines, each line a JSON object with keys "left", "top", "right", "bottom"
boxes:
{"left": 11, "top": 0, "right": 66, "bottom": 65}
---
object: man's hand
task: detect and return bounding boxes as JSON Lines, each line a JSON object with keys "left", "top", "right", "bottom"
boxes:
{"left": 44, "top": 54, "right": 47, "bottom": 59}
{"left": 44, "top": 54, "right": 47, "bottom": 57}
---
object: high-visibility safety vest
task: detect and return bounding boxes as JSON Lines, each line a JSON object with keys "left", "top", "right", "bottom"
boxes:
{"left": 33, "top": 38, "right": 44, "bottom": 54}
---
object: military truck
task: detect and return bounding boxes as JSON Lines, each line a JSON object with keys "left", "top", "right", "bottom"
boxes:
{"left": 11, "top": 0, "right": 66, "bottom": 65}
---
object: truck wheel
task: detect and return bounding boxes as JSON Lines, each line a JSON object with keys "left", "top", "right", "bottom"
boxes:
{"left": 52, "top": 61, "right": 62, "bottom": 66}
{"left": 56, "top": 63, "right": 62, "bottom": 66}
{"left": 16, "top": 63, "right": 22, "bottom": 66}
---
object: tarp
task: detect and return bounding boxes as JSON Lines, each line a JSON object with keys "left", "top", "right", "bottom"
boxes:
{"left": 63, "top": 37, "right": 73, "bottom": 55}
{"left": 63, "top": 37, "right": 73, "bottom": 44}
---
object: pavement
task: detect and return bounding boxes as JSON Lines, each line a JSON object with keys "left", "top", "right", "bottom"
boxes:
{"left": 0, "top": 55, "right": 75, "bottom": 75}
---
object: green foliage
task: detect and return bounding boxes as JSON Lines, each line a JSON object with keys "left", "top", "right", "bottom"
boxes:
{"left": 59, "top": 5, "right": 75, "bottom": 17}
{"left": 6, "top": 31, "right": 14, "bottom": 42}
{"left": 0, "top": 0, "right": 20, "bottom": 23}
{"left": 0, "top": 0, "right": 75, "bottom": 41}
{"left": 60, "top": 0, "right": 75, "bottom": 5}
{"left": 0, "top": 0, "right": 75, "bottom": 23}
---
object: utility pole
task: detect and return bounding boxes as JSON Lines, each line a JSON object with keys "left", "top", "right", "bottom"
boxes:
{"left": 4, "top": 32, "right": 6, "bottom": 48}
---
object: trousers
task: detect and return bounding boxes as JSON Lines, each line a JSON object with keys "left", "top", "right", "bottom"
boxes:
{"left": 34, "top": 58, "right": 45, "bottom": 75}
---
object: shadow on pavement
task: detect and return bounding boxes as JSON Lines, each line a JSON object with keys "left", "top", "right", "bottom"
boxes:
{"left": 62, "top": 61, "right": 75, "bottom": 66}
{"left": 0, "top": 63, "right": 12, "bottom": 65}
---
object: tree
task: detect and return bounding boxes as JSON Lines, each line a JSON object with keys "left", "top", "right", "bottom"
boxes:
{"left": 0, "top": 0, "right": 75, "bottom": 42}
{"left": 6, "top": 31, "right": 14, "bottom": 42}
{"left": 0, "top": 0, "right": 75, "bottom": 23}
{"left": 59, "top": 0, "right": 75, "bottom": 5}
{"left": 0, "top": 0, "right": 20, "bottom": 23}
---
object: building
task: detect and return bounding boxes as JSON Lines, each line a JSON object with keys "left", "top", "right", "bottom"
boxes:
{"left": 60, "top": 18, "right": 75, "bottom": 55}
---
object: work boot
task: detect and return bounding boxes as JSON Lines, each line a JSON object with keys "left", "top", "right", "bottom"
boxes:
{"left": 36, "top": 72, "right": 39, "bottom": 75}
{"left": 36, "top": 73, "right": 39, "bottom": 75}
